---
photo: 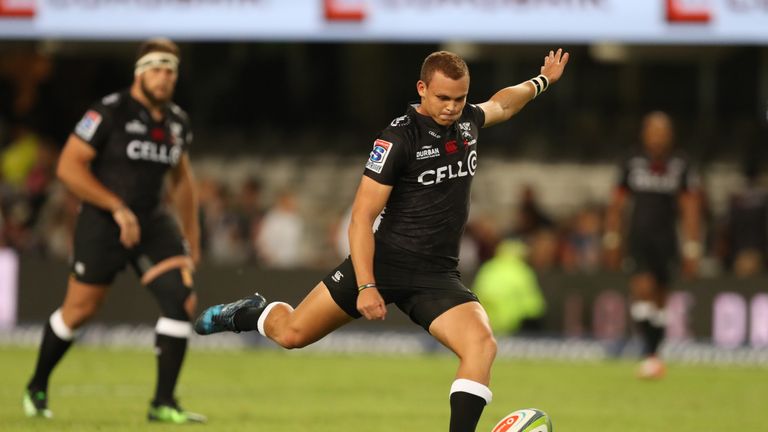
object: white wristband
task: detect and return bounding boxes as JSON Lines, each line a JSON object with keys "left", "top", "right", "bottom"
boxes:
{"left": 529, "top": 74, "right": 549, "bottom": 98}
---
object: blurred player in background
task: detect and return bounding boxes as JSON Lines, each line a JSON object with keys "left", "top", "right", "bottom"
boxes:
{"left": 23, "top": 38, "right": 205, "bottom": 423}
{"left": 604, "top": 111, "right": 702, "bottom": 379}
{"left": 195, "top": 48, "right": 569, "bottom": 431}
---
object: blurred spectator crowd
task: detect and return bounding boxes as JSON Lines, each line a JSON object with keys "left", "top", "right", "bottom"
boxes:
{"left": 2, "top": 47, "right": 768, "bottom": 281}
{"left": 3, "top": 147, "right": 768, "bottom": 281}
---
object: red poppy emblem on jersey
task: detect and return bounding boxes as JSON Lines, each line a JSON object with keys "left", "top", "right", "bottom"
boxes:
{"left": 650, "top": 161, "right": 667, "bottom": 174}
{"left": 445, "top": 140, "right": 458, "bottom": 154}
{"left": 151, "top": 128, "right": 166, "bottom": 142}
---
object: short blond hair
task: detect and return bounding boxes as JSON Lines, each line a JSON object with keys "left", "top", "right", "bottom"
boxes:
{"left": 420, "top": 51, "right": 469, "bottom": 85}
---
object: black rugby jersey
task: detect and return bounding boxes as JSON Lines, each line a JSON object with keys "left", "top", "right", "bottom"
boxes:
{"left": 617, "top": 152, "right": 699, "bottom": 238}
{"left": 364, "top": 103, "right": 485, "bottom": 270}
{"left": 72, "top": 90, "right": 192, "bottom": 213}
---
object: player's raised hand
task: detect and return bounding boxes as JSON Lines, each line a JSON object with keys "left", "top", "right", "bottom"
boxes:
{"left": 357, "top": 287, "right": 387, "bottom": 321}
{"left": 112, "top": 206, "right": 141, "bottom": 248}
{"left": 541, "top": 48, "right": 569, "bottom": 85}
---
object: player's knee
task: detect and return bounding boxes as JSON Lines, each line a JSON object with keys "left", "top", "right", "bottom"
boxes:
{"left": 146, "top": 269, "right": 193, "bottom": 321}
{"left": 466, "top": 330, "right": 497, "bottom": 363}
{"left": 184, "top": 292, "right": 198, "bottom": 317}
{"left": 631, "top": 273, "right": 656, "bottom": 298}
{"left": 275, "top": 326, "right": 311, "bottom": 350}
{"left": 479, "top": 332, "right": 498, "bottom": 360}
{"left": 63, "top": 296, "right": 103, "bottom": 323}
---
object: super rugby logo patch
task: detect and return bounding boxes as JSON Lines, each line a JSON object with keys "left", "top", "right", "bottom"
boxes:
{"left": 75, "top": 110, "right": 103, "bottom": 142}
{"left": 366, "top": 139, "right": 393, "bottom": 174}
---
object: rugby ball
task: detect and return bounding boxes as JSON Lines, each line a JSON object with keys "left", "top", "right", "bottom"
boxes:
{"left": 491, "top": 408, "right": 552, "bottom": 432}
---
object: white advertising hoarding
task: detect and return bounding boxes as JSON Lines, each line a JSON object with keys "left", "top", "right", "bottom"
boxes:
{"left": 0, "top": 0, "right": 767, "bottom": 43}
{"left": 0, "top": 249, "right": 18, "bottom": 328}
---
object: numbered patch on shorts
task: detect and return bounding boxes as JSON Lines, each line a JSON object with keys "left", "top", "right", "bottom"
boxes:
{"left": 366, "top": 139, "right": 393, "bottom": 174}
{"left": 75, "top": 110, "right": 103, "bottom": 142}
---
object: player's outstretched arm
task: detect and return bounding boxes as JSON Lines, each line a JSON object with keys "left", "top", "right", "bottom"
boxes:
{"left": 478, "top": 48, "right": 569, "bottom": 128}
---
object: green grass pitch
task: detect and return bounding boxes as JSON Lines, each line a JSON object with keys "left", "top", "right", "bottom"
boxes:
{"left": 1, "top": 346, "right": 764, "bottom": 431}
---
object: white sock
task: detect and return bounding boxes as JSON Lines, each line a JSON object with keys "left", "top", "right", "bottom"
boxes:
{"left": 450, "top": 378, "right": 492, "bottom": 404}
{"left": 155, "top": 317, "right": 191, "bottom": 338}
{"left": 630, "top": 301, "right": 656, "bottom": 321}
{"left": 49, "top": 309, "right": 75, "bottom": 341}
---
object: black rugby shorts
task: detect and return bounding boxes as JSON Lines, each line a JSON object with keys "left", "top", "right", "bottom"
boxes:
{"left": 322, "top": 257, "right": 478, "bottom": 331}
{"left": 71, "top": 206, "right": 187, "bottom": 285}
{"left": 628, "top": 233, "right": 677, "bottom": 285}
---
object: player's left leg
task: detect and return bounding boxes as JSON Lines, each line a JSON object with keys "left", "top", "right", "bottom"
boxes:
{"left": 630, "top": 272, "right": 668, "bottom": 379}
{"left": 260, "top": 282, "right": 354, "bottom": 349}
{"left": 195, "top": 281, "right": 353, "bottom": 348}
{"left": 194, "top": 257, "right": 358, "bottom": 347}
{"left": 141, "top": 256, "right": 206, "bottom": 423}
{"left": 25, "top": 278, "right": 110, "bottom": 419}
{"left": 429, "top": 302, "right": 497, "bottom": 432}
{"left": 629, "top": 272, "right": 657, "bottom": 355}
{"left": 639, "top": 279, "right": 669, "bottom": 379}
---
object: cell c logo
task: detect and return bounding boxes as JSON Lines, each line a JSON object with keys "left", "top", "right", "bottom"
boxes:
{"left": 467, "top": 150, "right": 478, "bottom": 176}
{"left": 0, "top": 0, "right": 36, "bottom": 18}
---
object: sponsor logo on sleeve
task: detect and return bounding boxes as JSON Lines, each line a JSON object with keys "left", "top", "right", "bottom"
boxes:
{"left": 75, "top": 110, "right": 103, "bottom": 142}
{"left": 366, "top": 139, "right": 393, "bottom": 174}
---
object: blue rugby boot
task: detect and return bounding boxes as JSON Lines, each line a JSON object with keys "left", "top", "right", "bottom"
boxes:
{"left": 193, "top": 293, "right": 266, "bottom": 335}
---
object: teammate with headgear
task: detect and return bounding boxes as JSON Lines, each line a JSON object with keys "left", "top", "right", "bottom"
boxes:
{"left": 23, "top": 38, "right": 205, "bottom": 423}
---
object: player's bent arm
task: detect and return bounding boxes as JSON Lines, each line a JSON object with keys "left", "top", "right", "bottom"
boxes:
{"left": 58, "top": 134, "right": 140, "bottom": 248}
{"left": 349, "top": 176, "right": 391, "bottom": 287}
{"left": 603, "top": 188, "right": 628, "bottom": 250}
{"left": 57, "top": 134, "right": 124, "bottom": 212}
{"left": 478, "top": 48, "right": 570, "bottom": 128}
{"left": 169, "top": 154, "right": 201, "bottom": 264}
{"left": 679, "top": 191, "right": 702, "bottom": 260}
